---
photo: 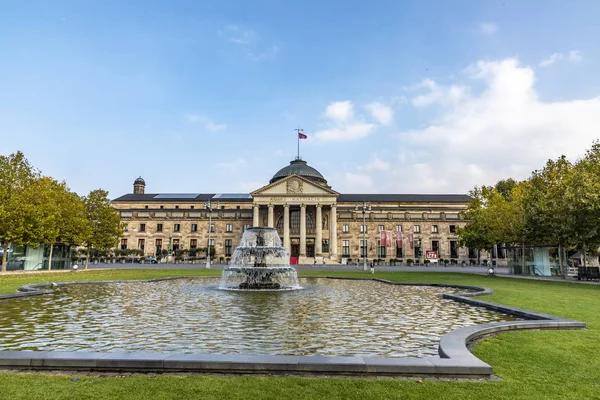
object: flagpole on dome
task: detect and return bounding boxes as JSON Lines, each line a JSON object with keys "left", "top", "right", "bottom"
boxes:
{"left": 294, "top": 127, "right": 307, "bottom": 160}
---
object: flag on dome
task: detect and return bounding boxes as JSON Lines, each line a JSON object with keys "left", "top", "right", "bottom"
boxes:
{"left": 298, "top": 132, "right": 307, "bottom": 139}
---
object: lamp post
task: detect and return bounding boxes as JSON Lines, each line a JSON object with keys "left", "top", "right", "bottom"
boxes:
{"left": 355, "top": 201, "right": 371, "bottom": 271}
{"left": 205, "top": 199, "right": 219, "bottom": 269}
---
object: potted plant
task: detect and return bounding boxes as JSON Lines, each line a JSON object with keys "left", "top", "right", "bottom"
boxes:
{"left": 451, "top": 259, "right": 458, "bottom": 265}
{"left": 424, "top": 259, "right": 431, "bottom": 265}
{"left": 482, "top": 259, "right": 488, "bottom": 266}
{"left": 461, "top": 260, "right": 466, "bottom": 267}
{"left": 219, "top": 256, "right": 225, "bottom": 264}
{"left": 469, "top": 258, "right": 476, "bottom": 266}
{"left": 407, "top": 258, "right": 413, "bottom": 266}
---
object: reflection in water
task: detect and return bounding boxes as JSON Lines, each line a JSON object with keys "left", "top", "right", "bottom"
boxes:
{"left": 0, "top": 278, "right": 515, "bottom": 358}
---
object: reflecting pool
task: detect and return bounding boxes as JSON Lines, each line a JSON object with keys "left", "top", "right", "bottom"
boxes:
{"left": 0, "top": 278, "right": 515, "bottom": 358}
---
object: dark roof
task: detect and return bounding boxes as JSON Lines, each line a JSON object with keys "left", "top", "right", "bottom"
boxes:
{"left": 134, "top": 176, "right": 145, "bottom": 185}
{"left": 113, "top": 192, "right": 470, "bottom": 204}
{"left": 270, "top": 159, "right": 327, "bottom": 184}
{"left": 112, "top": 193, "right": 253, "bottom": 203}
{"left": 337, "top": 194, "right": 472, "bottom": 203}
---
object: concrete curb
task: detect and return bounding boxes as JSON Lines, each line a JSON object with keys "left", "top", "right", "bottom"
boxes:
{"left": 0, "top": 276, "right": 585, "bottom": 378}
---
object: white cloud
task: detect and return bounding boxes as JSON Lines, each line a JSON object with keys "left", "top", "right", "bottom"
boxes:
{"left": 185, "top": 114, "right": 227, "bottom": 132}
{"left": 365, "top": 102, "right": 393, "bottom": 125}
{"left": 314, "top": 123, "right": 375, "bottom": 142}
{"left": 568, "top": 50, "right": 582, "bottom": 63}
{"left": 479, "top": 22, "right": 498, "bottom": 35}
{"left": 345, "top": 173, "right": 372, "bottom": 190}
{"left": 325, "top": 101, "right": 354, "bottom": 121}
{"left": 314, "top": 101, "right": 376, "bottom": 142}
{"left": 539, "top": 50, "right": 583, "bottom": 67}
{"left": 340, "top": 58, "right": 600, "bottom": 193}
{"left": 223, "top": 25, "right": 257, "bottom": 44}
{"left": 359, "top": 156, "right": 390, "bottom": 172}
{"left": 216, "top": 158, "right": 246, "bottom": 173}
{"left": 220, "top": 24, "right": 278, "bottom": 61}
{"left": 410, "top": 79, "right": 468, "bottom": 107}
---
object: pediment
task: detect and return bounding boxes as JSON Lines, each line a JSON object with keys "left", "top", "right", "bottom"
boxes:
{"left": 251, "top": 175, "right": 339, "bottom": 197}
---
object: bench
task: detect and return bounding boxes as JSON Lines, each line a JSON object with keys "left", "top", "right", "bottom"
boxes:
{"left": 577, "top": 267, "right": 600, "bottom": 281}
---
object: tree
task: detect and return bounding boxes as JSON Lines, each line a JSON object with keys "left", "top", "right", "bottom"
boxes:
{"left": 458, "top": 186, "right": 497, "bottom": 263}
{"left": 564, "top": 142, "right": 600, "bottom": 266}
{"left": 82, "top": 189, "right": 123, "bottom": 269}
{"left": 0, "top": 152, "right": 40, "bottom": 272}
{"left": 37, "top": 179, "right": 91, "bottom": 270}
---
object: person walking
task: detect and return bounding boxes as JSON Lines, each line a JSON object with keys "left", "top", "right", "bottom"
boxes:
{"left": 370, "top": 260, "right": 375, "bottom": 274}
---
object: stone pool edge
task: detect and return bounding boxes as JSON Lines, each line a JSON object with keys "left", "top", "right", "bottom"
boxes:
{"left": 0, "top": 276, "right": 585, "bottom": 378}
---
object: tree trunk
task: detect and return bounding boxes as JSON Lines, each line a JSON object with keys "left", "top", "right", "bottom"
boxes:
{"left": 477, "top": 250, "right": 480, "bottom": 265}
{"left": 85, "top": 245, "right": 90, "bottom": 270}
{"left": 522, "top": 242, "right": 526, "bottom": 276}
{"left": 1, "top": 242, "right": 8, "bottom": 273}
{"left": 583, "top": 245, "right": 587, "bottom": 267}
{"left": 47, "top": 244, "right": 54, "bottom": 271}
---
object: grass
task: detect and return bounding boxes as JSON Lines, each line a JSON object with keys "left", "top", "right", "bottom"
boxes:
{"left": 0, "top": 269, "right": 599, "bottom": 399}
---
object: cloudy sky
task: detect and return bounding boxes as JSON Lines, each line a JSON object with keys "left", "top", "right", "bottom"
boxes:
{"left": 2, "top": 0, "right": 600, "bottom": 197}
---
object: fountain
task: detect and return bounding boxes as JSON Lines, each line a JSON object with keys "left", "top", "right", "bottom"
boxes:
{"left": 219, "top": 227, "right": 301, "bottom": 291}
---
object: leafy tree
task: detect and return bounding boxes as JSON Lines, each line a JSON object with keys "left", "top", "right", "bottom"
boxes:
{"left": 495, "top": 178, "right": 517, "bottom": 200}
{"left": 82, "top": 189, "right": 123, "bottom": 269}
{"left": 458, "top": 186, "right": 497, "bottom": 263}
{"left": 37, "top": 179, "right": 91, "bottom": 270}
{"left": 0, "top": 152, "right": 40, "bottom": 272}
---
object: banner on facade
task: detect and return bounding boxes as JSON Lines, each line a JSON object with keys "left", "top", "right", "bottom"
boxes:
{"left": 379, "top": 230, "right": 387, "bottom": 247}
{"left": 425, "top": 250, "right": 438, "bottom": 260}
{"left": 408, "top": 232, "right": 414, "bottom": 249}
{"left": 386, "top": 231, "right": 392, "bottom": 248}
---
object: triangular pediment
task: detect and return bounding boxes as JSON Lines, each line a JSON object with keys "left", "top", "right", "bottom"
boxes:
{"left": 251, "top": 175, "right": 339, "bottom": 197}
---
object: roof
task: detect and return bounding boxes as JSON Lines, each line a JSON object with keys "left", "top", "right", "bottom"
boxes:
{"left": 270, "top": 159, "right": 327, "bottom": 184}
{"left": 113, "top": 192, "right": 470, "bottom": 203}
{"left": 134, "top": 176, "right": 145, "bottom": 185}
{"left": 112, "top": 193, "right": 253, "bottom": 203}
{"left": 337, "top": 194, "right": 472, "bottom": 203}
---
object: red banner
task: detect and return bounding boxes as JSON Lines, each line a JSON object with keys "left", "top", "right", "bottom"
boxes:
{"left": 408, "top": 232, "right": 414, "bottom": 249}
{"left": 386, "top": 231, "right": 392, "bottom": 248}
{"left": 379, "top": 230, "right": 387, "bottom": 247}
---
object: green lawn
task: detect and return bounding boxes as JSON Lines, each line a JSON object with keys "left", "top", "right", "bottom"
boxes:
{"left": 0, "top": 269, "right": 598, "bottom": 400}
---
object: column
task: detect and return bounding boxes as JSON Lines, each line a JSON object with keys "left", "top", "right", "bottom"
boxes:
{"left": 315, "top": 204, "right": 322, "bottom": 256}
{"left": 330, "top": 204, "right": 338, "bottom": 261}
{"left": 300, "top": 204, "right": 306, "bottom": 257}
{"left": 267, "top": 205, "right": 274, "bottom": 228}
{"left": 252, "top": 205, "right": 259, "bottom": 227}
{"left": 283, "top": 204, "right": 290, "bottom": 255}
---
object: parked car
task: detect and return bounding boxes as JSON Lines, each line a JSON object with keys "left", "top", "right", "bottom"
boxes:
{"left": 144, "top": 256, "right": 158, "bottom": 264}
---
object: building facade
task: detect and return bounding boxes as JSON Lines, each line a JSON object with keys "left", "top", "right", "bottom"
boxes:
{"left": 113, "top": 159, "right": 475, "bottom": 264}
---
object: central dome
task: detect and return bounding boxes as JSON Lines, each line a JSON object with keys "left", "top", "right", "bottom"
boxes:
{"left": 270, "top": 159, "right": 327, "bottom": 184}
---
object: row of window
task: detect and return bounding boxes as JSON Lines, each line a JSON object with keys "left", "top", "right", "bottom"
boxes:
{"left": 122, "top": 238, "right": 235, "bottom": 256}
{"left": 340, "top": 239, "right": 460, "bottom": 258}
{"left": 142, "top": 205, "right": 239, "bottom": 210}
{"left": 342, "top": 224, "right": 457, "bottom": 234}
{"left": 138, "top": 223, "right": 242, "bottom": 233}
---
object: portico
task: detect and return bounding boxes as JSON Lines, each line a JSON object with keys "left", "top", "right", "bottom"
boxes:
{"left": 251, "top": 173, "right": 339, "bottom": 264}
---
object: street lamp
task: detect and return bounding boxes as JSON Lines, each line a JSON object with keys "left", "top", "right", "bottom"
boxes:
{"left": 205, "top": 199, "right": 219, "bottom": 269}
{"left": 355, "top": 201, "right": 371, "bottom": 271}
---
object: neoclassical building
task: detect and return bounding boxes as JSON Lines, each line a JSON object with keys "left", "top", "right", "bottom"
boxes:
{"left": 113, "top": 159, "right": 475, "bottom": 264}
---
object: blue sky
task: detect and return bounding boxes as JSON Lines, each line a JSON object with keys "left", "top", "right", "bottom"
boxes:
{"left": 2, "top": 0, "right": 600, "bottom": 197}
